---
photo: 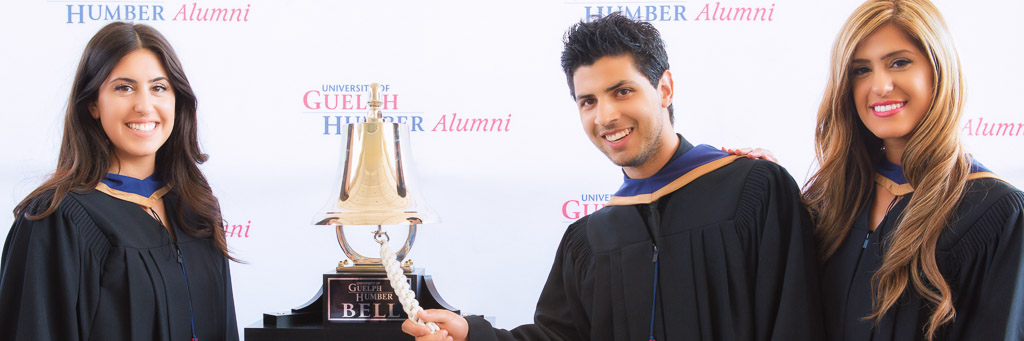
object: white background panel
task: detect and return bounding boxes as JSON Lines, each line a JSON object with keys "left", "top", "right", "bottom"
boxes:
{"left": 1, "top": 0, "right": 1021, "bottom": 336}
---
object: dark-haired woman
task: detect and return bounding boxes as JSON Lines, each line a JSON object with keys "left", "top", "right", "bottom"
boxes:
{"left": 804, "top": 0, "right": 1024, "bottom": 340}
{"left": 0, "top": 22, "right": 238, "bottom": 340}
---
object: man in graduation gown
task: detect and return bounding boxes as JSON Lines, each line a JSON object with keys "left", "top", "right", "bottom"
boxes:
{"left": 403, "top": 12, "right": 824, "bottom": 341}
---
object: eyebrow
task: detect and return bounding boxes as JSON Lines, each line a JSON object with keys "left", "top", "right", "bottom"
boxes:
{"left": 605, "top": 80, "right": 633, "bottom": 93}
{"left": 851, "top": 49, "right": 914, "bottom": 64}
{"left": 575, "top": 80, "right": 635, "bottom": 101}
{"left": 108, "top": 76, "right": 169, "bottom": 84}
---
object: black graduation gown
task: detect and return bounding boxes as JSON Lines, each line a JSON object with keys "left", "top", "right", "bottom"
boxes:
{"left": 465, "top": 140, "right": 824, "bottom": 340}
{"left": 0, "top": 190, "right": 239, "bottom": 341}
{"left": 821, "top": 177, "right": 1024, "bottom": 341}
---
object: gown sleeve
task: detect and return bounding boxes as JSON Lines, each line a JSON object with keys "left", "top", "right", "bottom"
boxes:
{"left": 0, "top": 197, "right": 97, "bottom": 341}
{"left": 224, "top": 256, "right": 241, "bottom": 341}
{"left": 466, "top": 219, "right": 591, "bottom": 341}
{"left": 946, "top": 190, "right": 1024, "bottom": 340}
{"left": 747, "top": 162, "right": 826, "bottom": 341}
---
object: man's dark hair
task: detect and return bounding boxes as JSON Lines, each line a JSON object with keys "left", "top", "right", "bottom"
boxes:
{"left": 561, "top": 12, "right": 673, "bottom": 123}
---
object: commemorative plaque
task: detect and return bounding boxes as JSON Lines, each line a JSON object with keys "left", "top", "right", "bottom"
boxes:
{"left": 248, "top": 83, "right": 456, "bottom": 340}
{"left": 328, "top": 277, "right": 406, "bottom": 321}
{"left": 324, "top": 268, "right": 447, "bottom": 322}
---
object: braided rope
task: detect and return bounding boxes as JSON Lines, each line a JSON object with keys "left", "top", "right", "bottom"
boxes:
{"left": 380, "top": 241, "right": 439, "bottom": 334}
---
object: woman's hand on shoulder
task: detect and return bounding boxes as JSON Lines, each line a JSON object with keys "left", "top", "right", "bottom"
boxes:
{"left": 722, "top": 147, "right": 778, "bottom": 163}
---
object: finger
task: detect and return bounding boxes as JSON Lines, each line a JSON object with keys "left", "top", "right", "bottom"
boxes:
{"left": 418, "top": 329, "right": 447, "bottom": 341}
{"left": 755, "top": 149, "right": 778, "bottom": 162}
{"left": 418, "top": 309, "right": 454, "bottom": 324}
{"left": 412, "top": 328, "right": 444, "bottom": 341}
{"left": 402, "top": 318, "right": 433, "bottom": 337}
{"left": 414, "top": 334, "right": 442, "bottom": 341}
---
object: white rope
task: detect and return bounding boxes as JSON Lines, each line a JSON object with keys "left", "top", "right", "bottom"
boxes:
{"left": 380, "top": 240, "right": 439, "bottom": 334}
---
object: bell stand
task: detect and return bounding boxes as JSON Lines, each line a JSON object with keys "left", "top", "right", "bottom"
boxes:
{"left": 334, "top": 221, "right": 419, "bottom": 272}
{"left": 264, "top": 220, "right": 456, "bottom": 328}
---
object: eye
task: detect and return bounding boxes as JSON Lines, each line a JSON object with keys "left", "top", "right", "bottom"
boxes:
{"left": 850, "top": 66, "right": 871, "bottom": 76}
{"left": 579, "top": 98, "right": 596, "bottom": 108}
{"left": 152, "top": 83, "right": 170, "bottom": 93}
{"left": 615, "top": 88, "right": 633, "bottom": 97}
{"left": 890, "top": 58, "right": 912, "bottom": 68}
{"left": 114, "top": 84, "right": 134, "bottom": 92}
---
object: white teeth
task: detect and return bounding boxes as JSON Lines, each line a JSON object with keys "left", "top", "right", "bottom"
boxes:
{"left": 873, "top": 102, "right": 905, "bottom": 113}
{"left": 128, "top": 122, "right": 156, "bottom": 132}
{"left": 604, "top": 128, "right": 631, "bottom": 142}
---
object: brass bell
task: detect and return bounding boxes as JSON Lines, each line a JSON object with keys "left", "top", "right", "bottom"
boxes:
{"left": 313, "top": 83, "right": 438, "bottom": 269}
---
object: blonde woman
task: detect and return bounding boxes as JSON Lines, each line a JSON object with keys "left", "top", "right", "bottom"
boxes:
{"left": 804, "top": 0, "right": 1024, "bottom": 340}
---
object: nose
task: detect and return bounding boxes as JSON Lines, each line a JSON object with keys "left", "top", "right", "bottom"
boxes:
{"left": 870, "top": 70, "right": 894, "bottom": 97}
{"left": 593, "top": 100, "right": 619, "bottom": 127}
{"left": 133, "top": 91, "right": 155, "bottom": 114}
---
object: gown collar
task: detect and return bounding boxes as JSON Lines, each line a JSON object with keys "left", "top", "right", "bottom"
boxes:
{"left": 607, "top": 134, "right": 743, "bottom": 206}
{"left": 96, "top": 173, "right": 171, "bottom": 208}
{"left": 874, "top": 158, "right": 998, "bottom": 196}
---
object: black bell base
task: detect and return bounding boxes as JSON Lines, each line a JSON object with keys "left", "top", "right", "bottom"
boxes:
{"left": 244, "top": 268, "right": 457, "bottom": 341}
{"left": 245, "top": 320, "right": 410, "bottom": 341}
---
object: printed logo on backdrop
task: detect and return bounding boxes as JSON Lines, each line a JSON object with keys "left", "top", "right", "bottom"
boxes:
{"left": 302, "top": 83, "right": 513, "bottom": 135}
{"left": 962, "top": 117, "right": 1024, "bottom": 137}
{"left": 569, "top": 1, "right": 776, "bottom": 22}
{"left": 57, "top": 1, "right": 253, "bottom": 24}
{"left": 561, "top": 193, "right": 610, "bottom": 222}
{"left": 223, "top": 219, "right": 253, "bottom": 240}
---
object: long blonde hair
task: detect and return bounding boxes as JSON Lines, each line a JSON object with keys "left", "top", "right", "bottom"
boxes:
{"left": 803, "top": 0, "right": 968, "bottom": 339}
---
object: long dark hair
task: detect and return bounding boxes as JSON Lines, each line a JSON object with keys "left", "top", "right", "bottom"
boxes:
{"left": 14, "top": 22, "right": 233, "bottom": 261}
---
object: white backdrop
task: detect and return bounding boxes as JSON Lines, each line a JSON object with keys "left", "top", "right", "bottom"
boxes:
{"left": 1, "top": 0, "right": 1021, "bottom": 336}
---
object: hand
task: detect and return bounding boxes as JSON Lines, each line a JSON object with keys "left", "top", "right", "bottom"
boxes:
{"left": 722, "top": 147, "right": 779, "bottom": 163}
{"left": 402, "top": 309, "right": 468, "bottom": 341}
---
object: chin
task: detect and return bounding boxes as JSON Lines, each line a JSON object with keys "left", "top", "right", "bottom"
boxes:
{"left": 868, "top": 130, "right": 910, "bottom": 141}
{"left": 602, "top": 153, "right": 629, "bottom": 167}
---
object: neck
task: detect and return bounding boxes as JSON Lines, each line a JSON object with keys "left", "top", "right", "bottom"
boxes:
{"left": 109, "top": 154, "right": 157, "bottom": 180}
{"left": 883, "top": 137, "right": 907, "bottom": 166}
{"left": 623, "top": 132, "right": 680, "bottom": 179}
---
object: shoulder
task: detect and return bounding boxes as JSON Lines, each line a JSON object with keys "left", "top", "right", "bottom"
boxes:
{"left": 940, "top": 178, "right": 1024, "bottom": 253}
{"left": 963, "top": 177, "right": 1021, "bottom": 205}
{"left": 723, "top": 158, "right": 803, "bottom": 215}
{"left": 19, "top": 189, "right": 94, "bottom": 222}
{"left": 955, "top": 178, "right": 1022, "bottom": 229}
{"left": 734, "top": 158, "right": 799, "bottom": 188}
{"left": 673, "top": 157, "right": 802, "bottom": 210}
{"left": 549, "top": 216, "right": 595, "bottom": 285}
{"left": 561, "top": 216, "right": 593, "bottom": 261}
{"left": 8, "top": 190, "right": 110, "bottom": 253}
{"left": 704, "top": 157, "right": 802, "bottom": 196}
